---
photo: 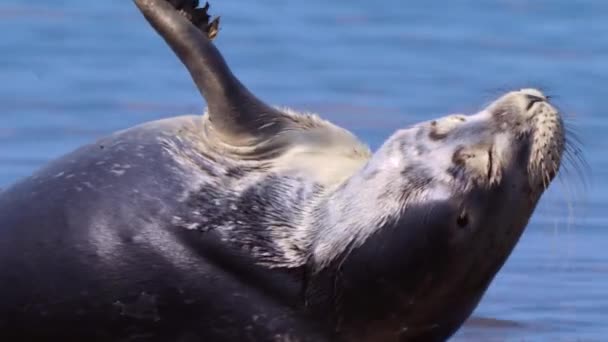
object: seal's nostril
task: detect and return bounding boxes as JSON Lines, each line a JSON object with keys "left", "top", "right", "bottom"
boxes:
{"left": 525, "top": 94, "right": 544, "bottom": 111}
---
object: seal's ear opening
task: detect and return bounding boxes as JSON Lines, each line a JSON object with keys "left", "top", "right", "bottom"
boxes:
{"left": 133, "top": 0, "right": 286, "bottom": 143}
{"left": 456, "top": 210, "right": 469, "bottom": 228}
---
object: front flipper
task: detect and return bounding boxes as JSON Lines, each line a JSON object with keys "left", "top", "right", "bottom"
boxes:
{"left": 134, "top": 0, "right": 286, "bottom": 144}
{"left": 168, "top": 0, "right": 220, "bottom": 40}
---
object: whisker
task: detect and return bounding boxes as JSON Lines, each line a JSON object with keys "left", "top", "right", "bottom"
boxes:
{"left": 561, "top": 111, "right": 583, "bottom": 122}
{"left": 562, "top": 115, "right": 590, "bottom": 192}
{"left": 557, "top": 178, "right": 575, "bottom": 236}
{"left": 539, "top": 158, "right": 550, "bottom": 191}
{"left": 540, "top": 94, "right": 588, "bottom": 258}
{"left": 564, "top": 129, "right": 583, "bottom": 146}
{"left": 568, "top": 150, "right": 589, "bottom": 177}
{"left": 560, "top": 156, "right": 586, "bottom": 196}
{"left": 420, "top": 198, "right": 435, "bottom": 228}
{"left": 557, "top": 138, "right": 589, "bottom": 213}
{"left": 563, "top": 144, "right": 591, "bottom": 191}
{"left": 556, "top": 153, "right": 590, "bottom": 238}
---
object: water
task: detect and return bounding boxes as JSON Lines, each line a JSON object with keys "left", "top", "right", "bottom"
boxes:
{"left": 0, "top": 0, "right": 606, "bottom": 340}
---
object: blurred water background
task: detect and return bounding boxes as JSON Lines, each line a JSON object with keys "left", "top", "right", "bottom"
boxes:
{"left": 0, "top": 0, "right": 606, "bottom": 340}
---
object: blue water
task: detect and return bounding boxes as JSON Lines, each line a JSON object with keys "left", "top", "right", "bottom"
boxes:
{"left": 0, "top": 1, "right": 606, "bottom": 340}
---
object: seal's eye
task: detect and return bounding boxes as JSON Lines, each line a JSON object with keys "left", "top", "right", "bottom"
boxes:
{"left": 456, "top": 211, "right": 469, "bottom": 228}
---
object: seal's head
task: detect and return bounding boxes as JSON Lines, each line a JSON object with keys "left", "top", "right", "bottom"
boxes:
{"left": 423, "top": 87, "right": 564, "bottom": 194}
{"left": 308, "top": 88, "right": 566, "bottom": 341}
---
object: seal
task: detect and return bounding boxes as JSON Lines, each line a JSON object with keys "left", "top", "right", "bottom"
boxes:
{"left": 0, "top": 0, "right": 569, "bottom": 341}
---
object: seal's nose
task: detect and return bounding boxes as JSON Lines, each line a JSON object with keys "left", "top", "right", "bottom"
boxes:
{"left": 517, "top": 88, "right": 547, "bottom": 110}
{"left": 485, "top": 88, "right": 555, "bottom": 123}
{"left": 524, "top": 94, "right": 545, "bottom": 110}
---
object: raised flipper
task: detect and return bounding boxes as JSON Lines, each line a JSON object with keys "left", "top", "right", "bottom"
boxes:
{"left": 167, "top": 0, "right": 220, "bottom": 40}
{"left": 133, "top": 0, "right": 286, "bottom": 144}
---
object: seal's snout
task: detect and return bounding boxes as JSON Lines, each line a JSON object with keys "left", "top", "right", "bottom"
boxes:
{"left": 486, "top": 88, "right": 565, "bottom": 190}
{"left": 489, "top": 88, "right": 550, "bottom": 121}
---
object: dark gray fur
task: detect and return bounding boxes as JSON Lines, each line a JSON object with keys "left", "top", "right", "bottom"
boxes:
{"left": 0, "top": 117, "right": 326, "bottom": 341}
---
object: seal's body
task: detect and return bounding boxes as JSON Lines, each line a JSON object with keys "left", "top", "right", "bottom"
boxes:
{"left": 0, "top": 1, "right": 570, "bottom": 341}
{"left": 0, "top": 116, "right": 334, "bottom": 341}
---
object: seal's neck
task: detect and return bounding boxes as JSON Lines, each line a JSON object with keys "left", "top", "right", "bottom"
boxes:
{"left": 300, "top": 134, "right": 459, "bottom": 339}
{"left": 306, "top": 132, "right": 441, "bottom": 271}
